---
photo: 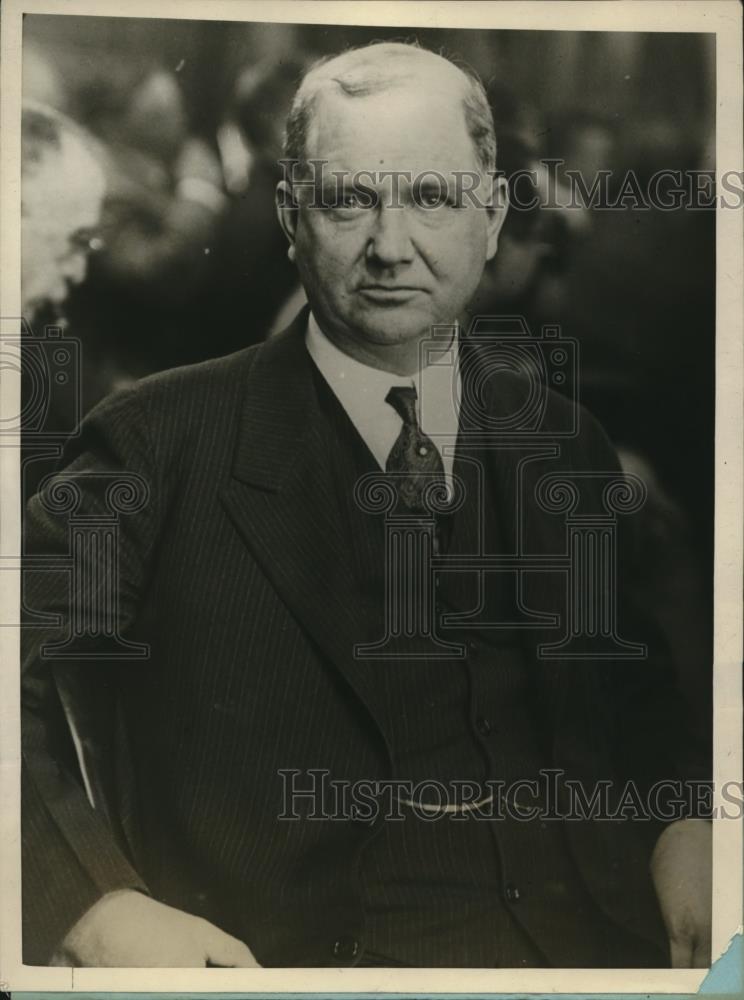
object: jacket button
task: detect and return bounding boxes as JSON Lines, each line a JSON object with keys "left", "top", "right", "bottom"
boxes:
{"left": 504, "top": 882, "right": 522, "bottom": 903}
{"left": 475, "top": 715, "right": 492, "bottom": 736}
{"left": 332, "top": 935, "right": 360, "bottom": 961}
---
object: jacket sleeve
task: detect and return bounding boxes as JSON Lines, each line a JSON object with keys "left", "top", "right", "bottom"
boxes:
{"left": 21, "top": 384, "right": 164, "bottom": 963}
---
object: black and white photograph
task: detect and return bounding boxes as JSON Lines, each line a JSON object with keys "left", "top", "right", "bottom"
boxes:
{"left": 1, "top": 0, "right": 741, "bottom": 993}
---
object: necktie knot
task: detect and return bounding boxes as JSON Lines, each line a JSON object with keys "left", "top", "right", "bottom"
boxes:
{"left": 385, "top": 385, "right": 418, "bottom": 427}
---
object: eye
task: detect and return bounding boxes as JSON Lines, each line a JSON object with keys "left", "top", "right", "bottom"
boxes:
{"left": 330, "top": 186, "right": 373, "bottom": 213}
{"left": 415, "top": 187, "right": 456, "bottom": 209}
{"left": 421, "top": 190, "right": 444, "bottom": 207}
{"left": 325, "top": 181, "right": 378, "bottom": 213}
{"left": 68, "top": 229, "right": 105, "bottom": 254}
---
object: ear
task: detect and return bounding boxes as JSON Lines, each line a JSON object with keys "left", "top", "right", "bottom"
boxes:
{"left": 275, "top": 180, "right": 298, "bottom": 251}
{"left": 485, "top": 173, "right": 509, "bottom": 261}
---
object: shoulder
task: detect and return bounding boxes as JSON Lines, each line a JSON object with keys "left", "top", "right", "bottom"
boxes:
{"left": 88, "top": 343, "right": 260, "bottom": 426}
{"left": 135, "top": 343, "right": 261, "bottom": 413}
{"left": 467, "top": 358, "right": 618, "bottom": 470}
{"left": 67, "top": 344, "right": 264, "bottom": 475}
{"left": 128, "top": 307, "right": 309, "bottom": 427}
{"left": 73, "top": 308, "right": 310, "bottom": 474}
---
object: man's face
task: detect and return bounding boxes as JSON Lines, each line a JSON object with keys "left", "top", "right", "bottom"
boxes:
{"left": 280, "top": 77, "right": 506, "bottom": 365}
{"left": 21, "top": 134, "right": 105, "bottom": 320}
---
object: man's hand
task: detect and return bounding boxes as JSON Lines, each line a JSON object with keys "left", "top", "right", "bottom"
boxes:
{"left": 650, "top": 818, "right": 712, "bottom": 968}
{"left": 50, "top": 889, "right": 260, "bottom": 967}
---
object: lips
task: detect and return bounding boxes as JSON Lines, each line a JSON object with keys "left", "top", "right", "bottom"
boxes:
{"left": 360, "top": 284, "right": 424, "bottom": 291}
{"left": 358, "top": 285, "right": 426, "bottom": 303}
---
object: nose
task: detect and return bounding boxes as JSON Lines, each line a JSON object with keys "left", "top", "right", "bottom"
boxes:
{"left": 367, "top": 206, "right": 414, "bottom": 268}
{"left": 59, "top": 251, "right": 88, "bottom": 288}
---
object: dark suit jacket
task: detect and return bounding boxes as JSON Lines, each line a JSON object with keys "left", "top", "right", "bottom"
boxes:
{"left": 21, "top": 309, "right": 704, "bottom": 966}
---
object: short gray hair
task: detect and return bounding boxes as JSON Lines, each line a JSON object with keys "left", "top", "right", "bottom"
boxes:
{"left": 283, "top": 41, "right": 496, "bottom": 175}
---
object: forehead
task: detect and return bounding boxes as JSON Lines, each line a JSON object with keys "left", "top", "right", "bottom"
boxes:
{"left": 305, "top": 76, "right": 480, "bottom": 175}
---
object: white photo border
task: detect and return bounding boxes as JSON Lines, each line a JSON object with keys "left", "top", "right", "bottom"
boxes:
{"left": 1, "top": 0, "right": 741, "bottom": 993}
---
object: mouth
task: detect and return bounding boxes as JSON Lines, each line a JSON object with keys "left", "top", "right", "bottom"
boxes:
{"left": 358, "top": 285, "right": 426, "bottom": 304}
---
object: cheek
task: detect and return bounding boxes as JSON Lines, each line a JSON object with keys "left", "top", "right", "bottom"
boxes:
{"left": 297, "top": 221, "right": 366, "bottom": 290}
{"left": 430, "top": 221, "right": 487, "bottom": 287}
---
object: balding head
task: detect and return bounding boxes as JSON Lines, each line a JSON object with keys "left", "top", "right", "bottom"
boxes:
{"left": 284, "top": 42, "right": 496, "bottom": 176}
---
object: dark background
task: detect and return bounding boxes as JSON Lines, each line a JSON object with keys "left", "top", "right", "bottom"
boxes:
{"left": 23, "top": 15, "right": 715, "bottom": 737}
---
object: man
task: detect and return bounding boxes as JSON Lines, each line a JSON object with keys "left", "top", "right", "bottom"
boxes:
{"left": 22, "top": 43, "right": 711, "bottom": 969}
{"left": 21, "top": 102, "right": 105, "bottom": 323}
{"left": 19, "top": 103, "right": 107, "bottom": 499}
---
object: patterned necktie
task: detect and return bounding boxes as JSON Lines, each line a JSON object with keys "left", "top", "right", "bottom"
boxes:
{"left": 385, "top": 385, "right": 445, "bottom": 514}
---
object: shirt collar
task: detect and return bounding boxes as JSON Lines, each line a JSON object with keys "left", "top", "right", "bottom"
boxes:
{"left": 305, "top": 311, "right": 460, "bottom": 475}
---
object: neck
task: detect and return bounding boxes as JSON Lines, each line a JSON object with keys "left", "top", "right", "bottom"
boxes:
{"left": 318, "top": 323, "right": 458, "bottom": 377}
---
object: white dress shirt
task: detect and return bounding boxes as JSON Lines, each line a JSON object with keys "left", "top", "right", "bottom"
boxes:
{"left": 305, "top": 312, "right": 461, "bottom": 489}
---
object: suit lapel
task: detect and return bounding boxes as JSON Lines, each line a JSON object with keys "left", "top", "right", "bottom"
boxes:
{"left": 219, "top": 312, "right": 394, "bottom": 752}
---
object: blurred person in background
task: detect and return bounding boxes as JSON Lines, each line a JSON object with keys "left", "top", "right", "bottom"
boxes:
{"left": 21, "top": 102, "right": 105, "bottom": 326}
{"left": 81, "top": 65, "right": 225, "bottom": 296}
{"left": 20, "top": 102, "right": 106, "bottom": 498}
{"left": 63, "top": 62, "right": 227, "bottom": 400}
{"left": 548, "top": 109, "right": 715, "bottom": 539}
{"left": 206, "top": 57, "right": 308, "bottom": 346}
{"left": 472, "top": 82, "right": 587, "bottom": 327}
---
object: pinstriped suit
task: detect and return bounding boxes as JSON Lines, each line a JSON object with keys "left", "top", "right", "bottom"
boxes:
{"left": 22, "top": 308, "right": 703, "bottom": 966}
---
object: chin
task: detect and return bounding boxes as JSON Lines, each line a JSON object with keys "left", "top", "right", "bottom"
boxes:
{"left": 353, "top": 305, "right": 438, "bottom": 345}
{"left": 25, "top": 297, "right": 64, "bottom": 326}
